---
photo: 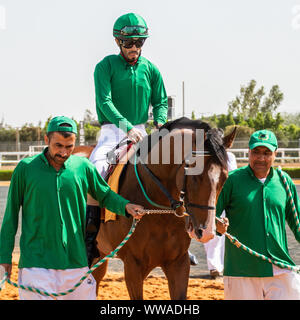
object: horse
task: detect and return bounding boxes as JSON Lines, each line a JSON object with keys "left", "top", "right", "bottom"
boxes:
{"left": 73, "top": 117, "right": 236, "bottom": 300}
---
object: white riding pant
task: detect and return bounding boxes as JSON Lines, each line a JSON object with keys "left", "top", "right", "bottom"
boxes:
{"left": 203, "top": 154, "right": 237, "bottom": 273}
{"left": 89, "top": 124, "right": 147, "bottom": 177}
{"left": 224, "top": 272, "right": 300, "bottom": 300}
{"left": 203, "top": 211, "right": 225, "bottom": 273}
{"left": 18, "top": 267, "right": 96, "bottom": 300}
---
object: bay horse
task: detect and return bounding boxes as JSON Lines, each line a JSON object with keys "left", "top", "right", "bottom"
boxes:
{"left": 73, "top": 117, "right": 236, "bottom": 300}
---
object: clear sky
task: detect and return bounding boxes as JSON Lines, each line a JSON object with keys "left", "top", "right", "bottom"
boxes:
{"left": 0, "top": 0, "right": 300, "bottom": 127}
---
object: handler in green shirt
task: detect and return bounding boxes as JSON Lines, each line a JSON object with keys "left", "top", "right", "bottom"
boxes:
{"left": 0, "top": 116, "right": 144, "bottom": 300}
{"left": 217, "top": 129, "right": 300, "bottom": 300}
{"left": 86, "top": 13, "right": 168, "bottom": 266}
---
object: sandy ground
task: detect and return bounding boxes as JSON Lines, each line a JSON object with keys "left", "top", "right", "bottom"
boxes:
{"left": 0, "top": 255, "right": 224, "bottom": 300}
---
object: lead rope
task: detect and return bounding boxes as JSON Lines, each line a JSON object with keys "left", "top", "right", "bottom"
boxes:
{"left": 223, "top": 167, "right": 300, "bottom": 274}
{"left": 0, "top": 219, "right": 139, "bottom": 298}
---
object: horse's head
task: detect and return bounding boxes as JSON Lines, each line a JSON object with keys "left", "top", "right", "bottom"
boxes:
{"left": 182, "top": 126, "right": 237, "bottom": 243}
{"left": 139, "top": 117, "right": 236, "bottom": 243}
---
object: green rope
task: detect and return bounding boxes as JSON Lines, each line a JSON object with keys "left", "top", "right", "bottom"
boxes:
{"left": 224, "top": 167, "right": 300, "bottom": 274}
{"left": 134, "top": 153, "right": 170, "bottom": 210}
{"left": 0, "top": 219, "right": 138, "bottom": 298}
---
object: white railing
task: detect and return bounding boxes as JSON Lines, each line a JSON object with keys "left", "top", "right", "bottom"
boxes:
{"left": 0, "top": 147, "right": 300, "bottom": 167}
{"left": 230, "top": 148, "right": 300, "bottom": 162}
{"left": 0, "top": 145, "right": 46, "bottom": 167}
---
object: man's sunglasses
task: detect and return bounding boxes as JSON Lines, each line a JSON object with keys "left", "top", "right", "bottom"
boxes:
{"left": 119, "top": 38, "right": 146, "bottom": 49}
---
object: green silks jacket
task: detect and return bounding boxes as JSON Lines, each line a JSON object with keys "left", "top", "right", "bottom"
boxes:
{"left": 94, "top": 54, "right": 168, "bottom": 132}
{"left": 216, "top": 165, "right": 300, "bottom": 277}
{"left": 0, "top": 149, "right": 129, "bottom": 269}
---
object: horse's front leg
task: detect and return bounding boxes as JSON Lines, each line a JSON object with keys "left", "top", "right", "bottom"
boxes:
{"left": 123, "top": 253, "right": 148, "bottom": 300}
{"left": 162, "top": 252, "right": 190, "bottom": 300}
{"left": 92, "top": 252, "right": 108, "bottom": 296}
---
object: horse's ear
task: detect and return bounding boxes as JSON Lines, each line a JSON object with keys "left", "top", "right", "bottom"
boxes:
{"left": 223, "top": 126, "right": 237, "bottom": 149}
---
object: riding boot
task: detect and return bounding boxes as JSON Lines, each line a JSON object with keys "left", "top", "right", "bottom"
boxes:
{"left": 85, "top": 205, "right": 101, "bottom": 268}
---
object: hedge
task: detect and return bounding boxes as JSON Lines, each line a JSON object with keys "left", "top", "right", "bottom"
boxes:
{"left": 280, "top": 167, "right": 300, "bottom": 179}
{"left": 0, "top": 170, "right": 13, "bottom": 181}
{"left": 1, "top": 167, "right": 300, "bottom": 181}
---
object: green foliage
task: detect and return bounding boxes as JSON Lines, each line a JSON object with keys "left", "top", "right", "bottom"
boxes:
{"left": 84, "top": 123, "right": 100, "bottom": 140}
{"left": 282, "top": 112, "right": 300, "bottom": 127}
{"left": 281, "top": 168, "right": 300, "bottom": 179}
{"left": 145, "top": 120, "right": 155, "bottom": 135}
{"left": 0, "top": 170, "right": 13, "bottom": 181}
{"left": 228, "top": 79, "right": 284, "bottom": 118}
{"left": 197, "top": 80, "right": 299, "bottom": 142}
{"left": 0, "top": 127, "right": 15, "bottom": 142}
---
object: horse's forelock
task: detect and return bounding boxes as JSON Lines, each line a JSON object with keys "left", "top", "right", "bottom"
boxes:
{"left": 205, "top": 128, "right": 228, "bottom": 168}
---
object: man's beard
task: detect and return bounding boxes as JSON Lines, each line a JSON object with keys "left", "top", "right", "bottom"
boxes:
{"left": 47, "top": 150, "right": 68, "bottom": 163}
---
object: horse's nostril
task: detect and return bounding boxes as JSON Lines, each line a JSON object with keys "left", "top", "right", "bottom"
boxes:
{"left": 196, "top": 229, "right": 203, "bottom": 238}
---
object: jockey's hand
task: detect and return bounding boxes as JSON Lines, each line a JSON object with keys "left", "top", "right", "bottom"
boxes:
{"left": 0, "top": 263, "right": 12, "bottom": 280}
{"left": 127, "top": 128, "right": 143, "bottom": 144}
{"left": 125, "top": 203, "right": 145, "bottom": 220}
{"left": 216, "top": 217, "right": 229, "bottom": 235}
{"left": 155, "top": 122, "right": 163, "bottom": 129}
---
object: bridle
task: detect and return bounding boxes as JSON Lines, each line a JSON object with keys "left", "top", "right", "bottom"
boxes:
{"left": 134, "top": 150, "right": 216, "bottom": 221}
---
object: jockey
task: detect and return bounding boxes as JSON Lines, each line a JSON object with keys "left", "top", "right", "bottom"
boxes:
{"left": 86, "top": 13, "right": 168, "bottom": 267}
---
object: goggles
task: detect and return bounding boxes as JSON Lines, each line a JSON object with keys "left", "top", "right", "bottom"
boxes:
{"left": 119, "top": 38, "right": 146, "bottom": 49}
{"left": 120, "top": 25, "right": 148, "bottom": 36}
{"left": 114, "top": 25, "right": 148, "bottom": 38}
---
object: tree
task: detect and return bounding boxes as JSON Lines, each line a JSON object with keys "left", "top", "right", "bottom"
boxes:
{"left": 83, "top": 109, "right": 97, "bottom": 123}
{"left": 228, "top": 80, "right": 284, "bottom": 118}
{"left": 261, "top": 85, "right": 283, "bottom": 115}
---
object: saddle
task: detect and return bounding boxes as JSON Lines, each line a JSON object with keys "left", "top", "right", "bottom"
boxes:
{"left": 102, "top": 141, "right": 135, "bottom": 222}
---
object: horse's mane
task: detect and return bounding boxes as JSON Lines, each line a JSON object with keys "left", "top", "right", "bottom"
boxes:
{"left": 142, "top": 117, "right": 228, "bottom": 168}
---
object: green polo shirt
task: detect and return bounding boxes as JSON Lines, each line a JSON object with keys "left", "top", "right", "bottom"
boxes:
{"left": 94, "top": 54, "right": 168, "bottom": 132}
{"left": 0, "top": 149, "right": 130, "bottom": 269}
{"left": 216, "top": 165, "right": 300, "bottom": 277}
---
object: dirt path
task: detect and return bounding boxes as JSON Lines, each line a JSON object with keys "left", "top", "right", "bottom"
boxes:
{"left": 0, "top": 256, "right": 224, "bottom": 300}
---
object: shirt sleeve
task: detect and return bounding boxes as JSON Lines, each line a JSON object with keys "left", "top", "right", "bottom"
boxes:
{"left": 0, "top": 163, "right": 24, "bottom": 264}
{"left": 150, "top": 64, "right": 168, "bottom": 125}
{"left": 285, "top": 175, "right": 300, "bottom": 243}
{"left": 87, "top": 164, "right": 130, "bottom": 216}
{"left": 94, "top": 60, "right": 134, "bottom": 132}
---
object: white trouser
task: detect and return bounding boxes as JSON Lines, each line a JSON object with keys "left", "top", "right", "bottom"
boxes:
{"left": 18, "top": 267, "right": 96, "bottom": 300}
{"left": 203, "top": 211, "right": 225, "bottom": 272}
{"left": 89, "top": 124, "right": 147, "bottom": 177}
{"left": 224, "top": 272, "right": 300, "bottom": 300}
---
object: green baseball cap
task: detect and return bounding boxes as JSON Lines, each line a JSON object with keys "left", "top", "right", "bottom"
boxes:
{"left": 249, "top": 129, "right": 278, "bottom": 152}
{"left": 47, "top": 116, "right": 77, "bottom": 134}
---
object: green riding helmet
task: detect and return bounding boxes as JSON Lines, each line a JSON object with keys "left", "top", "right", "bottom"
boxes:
{"left": 113, "top": 13, "right": 149, "bottom": 39}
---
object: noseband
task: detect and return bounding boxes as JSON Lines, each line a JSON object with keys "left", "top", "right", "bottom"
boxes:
{"left": 134, "top": 150, "right": 216, "bottom": 219}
